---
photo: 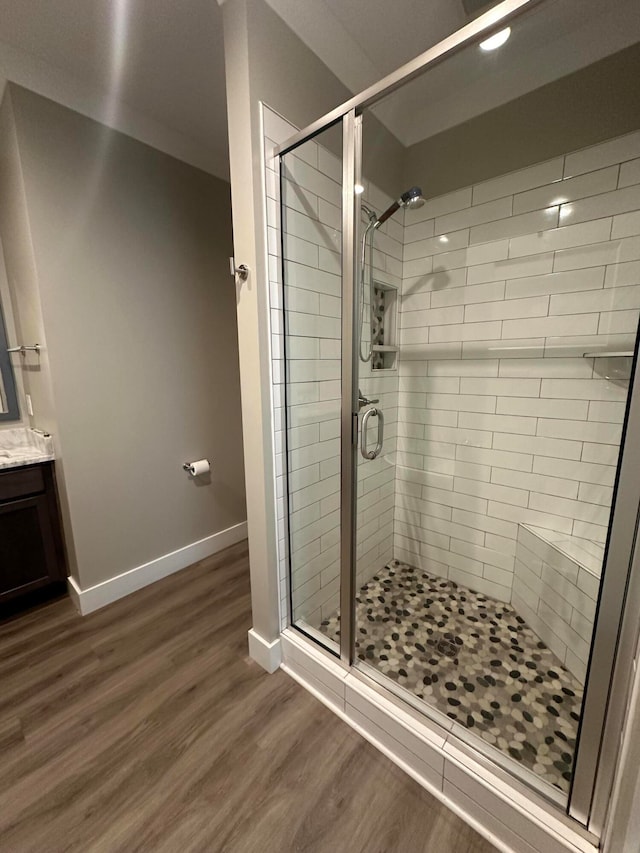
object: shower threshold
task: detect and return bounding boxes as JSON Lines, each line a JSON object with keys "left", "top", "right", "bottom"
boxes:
{"left": 319, "top": 560, "right": 583, "bottom": 793}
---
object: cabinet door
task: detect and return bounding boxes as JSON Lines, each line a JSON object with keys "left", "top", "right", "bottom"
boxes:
{"left": 0, "top": 495, "right": 60, "bottom": 602}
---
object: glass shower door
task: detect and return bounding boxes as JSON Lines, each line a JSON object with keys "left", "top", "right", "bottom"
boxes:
{"left": 280, "top": 122, "right": 345, "bottom": 654}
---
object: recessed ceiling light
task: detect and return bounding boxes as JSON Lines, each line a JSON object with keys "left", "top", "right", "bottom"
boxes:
{"left": 479, "top": 27, "right": 511, "bottom": 52}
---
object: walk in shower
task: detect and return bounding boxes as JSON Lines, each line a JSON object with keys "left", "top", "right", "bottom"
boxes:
{"left": 273, "top": 0, "right": 640, "bottom": 834}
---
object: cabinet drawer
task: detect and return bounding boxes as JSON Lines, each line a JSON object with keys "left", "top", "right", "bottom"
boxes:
{"left": 0, "top": 466, "right": 45, "bottom": 502}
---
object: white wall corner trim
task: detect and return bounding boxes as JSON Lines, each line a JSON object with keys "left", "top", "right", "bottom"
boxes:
{"left": 66, "top": 575, "right": 82, "bottom": 613}
{"left": 248, "top": 628, "right": 283, "bottom": 673}
{"left": 67, "top": 521, "right": 248, "bottom": 615}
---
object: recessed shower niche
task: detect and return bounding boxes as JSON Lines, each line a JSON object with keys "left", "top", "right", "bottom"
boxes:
{"left": 371, "top": 281, "right": 398, "bottom": 370}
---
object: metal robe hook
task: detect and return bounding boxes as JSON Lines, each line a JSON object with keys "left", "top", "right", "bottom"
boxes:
{"left": 229, "top": 258, "right": 249, "bottom": 282}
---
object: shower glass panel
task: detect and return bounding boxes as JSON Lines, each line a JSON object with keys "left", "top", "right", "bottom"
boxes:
{"left": 318, "top": 0, "right": 640, "bottom": 804}
{"left": 280, "top": 122, "right": 344, "bottom": 654}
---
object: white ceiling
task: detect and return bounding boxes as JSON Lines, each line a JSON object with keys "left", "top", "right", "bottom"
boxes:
{"left": 0, "top": 0, "right": 638, "bottom": 180}
{"left": 267, "top": 0, "right": 468, "bottom": 95}
{"left": 0, "top": 0, "right": 229, "bottom": 179}
{"left": 267, "top": 0, "right": 640, "bottom": 148}
{"left": 322, "top": 0, "right": 467, "bottom": 77}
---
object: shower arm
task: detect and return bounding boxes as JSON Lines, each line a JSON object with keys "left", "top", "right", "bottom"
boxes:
{"left": 374, "top": 200, "right": 401, "bottom": 228}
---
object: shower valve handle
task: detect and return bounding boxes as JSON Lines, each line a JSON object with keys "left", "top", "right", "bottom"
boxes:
{"left": 358, "top": 390, "right": 379, "bottom": 409}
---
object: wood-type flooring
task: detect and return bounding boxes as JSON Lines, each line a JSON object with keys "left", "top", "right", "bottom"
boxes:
{"left": 0, "top": 540, "right": 496, "bottom": 853}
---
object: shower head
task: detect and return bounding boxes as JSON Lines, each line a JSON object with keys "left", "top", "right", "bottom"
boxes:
{"left": 400, "top": 186, "right": 425, "bottom": 210}
{"left": 374, "top": 185, "right": 425, "bottom": 228}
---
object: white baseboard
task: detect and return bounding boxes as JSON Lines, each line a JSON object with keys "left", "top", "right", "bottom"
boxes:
{"left": 248, "top": 628, "right": 282, "bottom": 673}
{"left": 67, "top": 520, "right": 247, "bottom": 615}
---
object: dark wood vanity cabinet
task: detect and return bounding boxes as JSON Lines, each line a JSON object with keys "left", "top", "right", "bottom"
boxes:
{"left": 0, "top": 462, "right": 66, "bottom": 603}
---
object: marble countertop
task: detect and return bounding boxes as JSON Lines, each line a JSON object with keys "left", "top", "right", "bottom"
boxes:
{"left": 0, "top": 427, "right": 55, "bottom": 470}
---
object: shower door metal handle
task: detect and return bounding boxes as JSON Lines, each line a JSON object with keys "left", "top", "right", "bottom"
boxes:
{"left": 361, "top": 407, "right": 384, "bottom": 460}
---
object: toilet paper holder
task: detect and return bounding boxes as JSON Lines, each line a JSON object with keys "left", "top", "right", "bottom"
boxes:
{"left": 183, "top": 460, "right": 210, "bottom": 476}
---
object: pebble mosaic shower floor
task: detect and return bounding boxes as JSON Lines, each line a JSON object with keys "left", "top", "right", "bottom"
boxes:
{"left": 319, "top": 560, "right": 583, "bottom": 793}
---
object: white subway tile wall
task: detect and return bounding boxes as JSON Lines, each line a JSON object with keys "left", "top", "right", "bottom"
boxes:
{"left": 513, "top": 525, "right": 600, "bottom": 683}
{"left": 395, "top": 130, "right": 640, "bottom": 668}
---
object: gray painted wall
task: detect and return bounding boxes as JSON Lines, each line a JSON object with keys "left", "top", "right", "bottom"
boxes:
{"left": 3, "top": 85, "right": 246, "bottom": 589}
